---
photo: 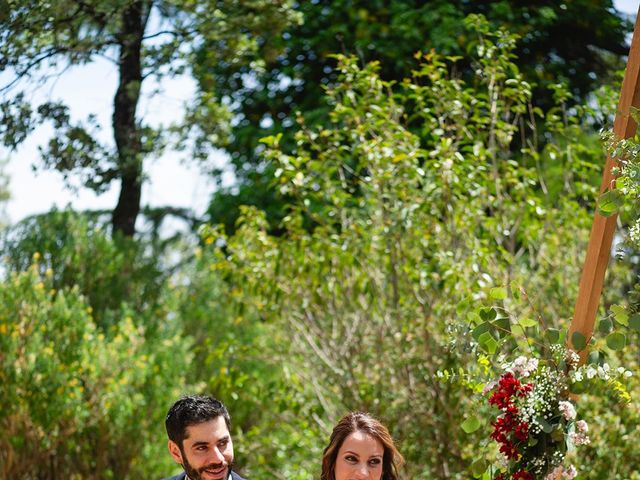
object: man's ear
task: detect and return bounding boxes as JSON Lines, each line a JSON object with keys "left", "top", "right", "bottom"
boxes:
{"left": 168, "top": 440, "right": 184, "bottom": 465}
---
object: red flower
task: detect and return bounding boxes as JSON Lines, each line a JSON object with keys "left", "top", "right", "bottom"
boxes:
{"left": 499, "top": 439, "right": 520, "bottom": 460}
{"left": 488, "top": 372, "right": 535, "bottom": 462}
{"left": 514, "top": 422, "right": 529, "bottom": 442}
{"left": 512, "top": 470, "right": 534, "bottom": 480}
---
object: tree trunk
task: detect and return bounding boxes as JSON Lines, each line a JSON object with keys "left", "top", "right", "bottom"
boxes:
{"left": 111, "top": 0, "right": 148, "bottom": 237}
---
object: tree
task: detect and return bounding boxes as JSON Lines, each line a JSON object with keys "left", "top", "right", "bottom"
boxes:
{"left": 204, "top": 0, "right": 630, "bottom": 230}
{"left": 0, "top": 0, "right": 300, "bottom": 236}
{"left": 194, "top": 18, "right": 629, "bottom": 476}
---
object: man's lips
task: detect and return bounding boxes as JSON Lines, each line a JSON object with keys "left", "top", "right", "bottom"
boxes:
{"left": 202, "top": 465, "right": 227, "bottom": 478}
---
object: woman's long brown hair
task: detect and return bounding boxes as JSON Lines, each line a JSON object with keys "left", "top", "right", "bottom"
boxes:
{"left": 320, "top": 412, "right": 404, "bottom": 480}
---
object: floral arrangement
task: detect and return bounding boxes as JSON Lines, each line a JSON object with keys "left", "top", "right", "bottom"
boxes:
{"left": 483, "top": 346, "right": 631, "bottom": 480}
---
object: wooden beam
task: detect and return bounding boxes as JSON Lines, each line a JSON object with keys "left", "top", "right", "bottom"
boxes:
{"left": 568, "top": 7, "right": 640, "bottom": 361}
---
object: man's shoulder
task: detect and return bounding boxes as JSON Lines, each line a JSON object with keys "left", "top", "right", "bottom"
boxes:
{"left": 231, "top": 471, "right": 248, "bottom": 480}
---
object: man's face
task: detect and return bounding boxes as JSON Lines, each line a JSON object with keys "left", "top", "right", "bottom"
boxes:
{"left": 168, "top": 416, "right": 234, "bottom": 480}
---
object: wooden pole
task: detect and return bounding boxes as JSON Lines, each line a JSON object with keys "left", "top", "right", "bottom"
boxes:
{"left": 568, "top": 6, "right": 640, "bottom": 361}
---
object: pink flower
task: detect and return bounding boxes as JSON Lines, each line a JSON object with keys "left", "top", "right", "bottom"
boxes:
{"left": 558, "top": 401, "right": 576, "bottom": 420}
{"left": 576, "top": 420, "right": 588, "bottom": 433}
{"left": 563, "top": 465, "right": 577, "bottom": 479}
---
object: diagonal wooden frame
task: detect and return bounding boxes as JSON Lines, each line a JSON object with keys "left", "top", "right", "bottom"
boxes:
{"left": 568, "top": 7, "right": 640, "bottom": 362}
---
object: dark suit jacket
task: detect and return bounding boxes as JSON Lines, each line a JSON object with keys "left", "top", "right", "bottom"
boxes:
{"left": 162, "top": 470, "right": 246, "bottom": 480}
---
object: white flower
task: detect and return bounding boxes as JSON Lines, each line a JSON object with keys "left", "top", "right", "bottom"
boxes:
{"left": 586, "top": 367, "right": 597, "bottom": 379}
{"left": 558, "top": 401, "right": 576, "bottom": 420}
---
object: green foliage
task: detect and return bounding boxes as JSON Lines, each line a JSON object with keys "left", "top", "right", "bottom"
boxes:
{"left": 2, "top": 210, "right": 165, "bottom": 331}
{"left": 195, "top": 18, "right": 614, "bottom": 478}
{"left": 0, "top": 262, "right": 190, "bottom": 479}
{"left": 2, "top": 10, "right": 638, "bottom": 480}
{"left": 206, "top": 0, "right": 630, "bottom": 229}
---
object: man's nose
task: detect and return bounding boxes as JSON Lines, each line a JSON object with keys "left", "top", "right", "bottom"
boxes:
{"left": 210, "top": 447, "right": 225, "bottom": 464}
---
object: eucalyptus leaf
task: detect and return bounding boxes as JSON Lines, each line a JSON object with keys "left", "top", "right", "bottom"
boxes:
{"left": 598, "top": 318, "right": 613, "bottom": 335}
{"left": 629, "top": 314, "right": 640, "bottom": 332}
{"left": 611, "top": 305, "right": 629, "bottom": 326}
{"left": 535, "top": 416, "right": 553, "bottom": 433}
{"left": 606, "top": 332, "right": 626, "bottom": 351}
{"left": 597, "top": 189, "right": 623, "bottom": 216}
{"left": 571, "top": 332, "right": 587, "bottom": 351}
{"left": 546, "top": 328, "right": 560, "bottom": 344}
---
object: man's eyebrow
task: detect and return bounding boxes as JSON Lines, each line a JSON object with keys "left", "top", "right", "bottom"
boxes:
{"left": 217, "top": 435, "right": 230, "bottom": 442}
{"left": 191, "top": 441, "right": 210, "bottom": 448}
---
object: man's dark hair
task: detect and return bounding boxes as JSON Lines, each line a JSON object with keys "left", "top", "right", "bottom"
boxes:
{"left": 165, "top": 395, "right": 231, "bottom": 446}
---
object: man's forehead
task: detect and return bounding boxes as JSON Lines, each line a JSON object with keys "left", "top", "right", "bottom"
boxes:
{"left": 183, "top": 416, "right": 230, "bottom": 442}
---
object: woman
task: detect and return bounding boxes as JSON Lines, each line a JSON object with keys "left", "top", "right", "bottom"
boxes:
{"left": 321, "top": 412, "right": 404, "bottom": 480}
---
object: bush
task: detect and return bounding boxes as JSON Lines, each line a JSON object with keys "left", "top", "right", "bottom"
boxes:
{"left": 0, "top": 261, "right": 191, "bottom": 479}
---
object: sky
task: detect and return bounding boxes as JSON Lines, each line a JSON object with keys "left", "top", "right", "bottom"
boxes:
{"left": 2, "top": 1, "right": 639, "bottom": 226}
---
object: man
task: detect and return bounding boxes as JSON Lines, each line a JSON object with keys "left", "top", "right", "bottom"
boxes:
{"left": 163, "top": 395, "right": 247, "bottom": 480}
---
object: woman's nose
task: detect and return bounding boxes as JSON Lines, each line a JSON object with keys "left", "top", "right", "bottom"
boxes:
{"left": 352, "top": 463, "right": 369, "bottom": 479}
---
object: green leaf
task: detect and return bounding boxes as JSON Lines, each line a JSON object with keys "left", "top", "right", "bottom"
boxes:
{"left": 491, "top": 317, "right": 511, "bottom": 338}
{"left": 597, "top": 189, "right": 623, "bottom": 216}
{"left": 466, "top": 311, "right": 482, "bottom": 325}
{"left": 518, "top": 317, "right": 537, "bottom": 328}
{"left": 471, "top": 458, "right": 487, "bottom": 477}
{"left": 546, "top": 328, "right": 560, "bottom": 344}
{"left": 587, "top": 350, "right": 600, "bottom": 365}
{"left": 598, "top": 318, "right": 613, "bottom": 335}
{"left": 478, "top": 331, "right": 498, "bottom": 354}
{"left": 606, "top": 332, "right": 626, "bottom": 350}
{"left": 629, "top": 314, "right": 640, "bottom": 332}
{"left": 571, "top": 332, "right": 587, "bottom": 351}
{"left": 472, "top": 322, "right": 491, "bottom": 341}
{"left": 535, "top": 416, "right": 553, "bottom": 433}
{"left": 479, "top": 307, "right": 497, "bottom": 322}
{"left": 489, "top": 287, "right": 507, "bottom": 300}
{"left": 461, "top": 416, "right": 482, "bottom": 434}
{"left": 611, "top": 305, "right": 629, "bottom": 326}
{"left": 511, "top": 285, "right": 521, "bottom": 300}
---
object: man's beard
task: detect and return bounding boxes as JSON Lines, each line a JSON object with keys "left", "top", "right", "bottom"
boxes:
{"left": 180, "top": 448, "right": 233, "bottom": 480}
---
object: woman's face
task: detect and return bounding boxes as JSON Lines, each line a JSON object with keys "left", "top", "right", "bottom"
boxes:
{"left": 334, "top": 430, "right": 384, "bottom": 480}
